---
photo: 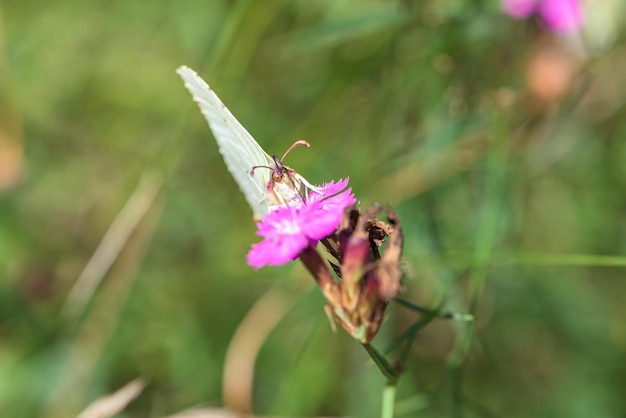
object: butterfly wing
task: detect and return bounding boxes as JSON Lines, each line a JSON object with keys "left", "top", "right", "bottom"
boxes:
{"left": 177, "top": 66, "right": 274, "bottom": 218}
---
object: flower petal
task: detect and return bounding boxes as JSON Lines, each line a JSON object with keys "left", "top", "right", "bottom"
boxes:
{"left": 539, "top": 0, "right": 583, "bottom": 32}
{"left": 247, "top": 176, "right": 357, "bottom": 268}
{"left": 247, "top": 233, "right": 309, "bottom": 268}
{"left": 502, "top": 0, "right": 538, "bottom": 18}
{"left": 307, "top": 178, "right": 351, "bottom": 204}
{"left": 299, "top": 204, "right": 345, "bottom": 241}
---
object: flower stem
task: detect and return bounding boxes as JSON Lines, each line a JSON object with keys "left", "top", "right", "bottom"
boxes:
{"left": 381, "top": 382, "right": 396, "bottom": 418}
{"left": 362, "top": 344, "right": 399, "bottom": 417}
{"left": 362, "top": 343, "right": 398, "bottom": 381}
{"left": 394, "top": 298, "right": 474, "bottom": 321}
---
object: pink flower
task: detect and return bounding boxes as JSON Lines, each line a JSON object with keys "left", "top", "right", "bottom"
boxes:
{"left": 502, "top": 0, "right": 584, "bottom": 33}
{"left": 539, "top": 0, "right": 583, "bottom": 33}
{"left": 247, "top": 178, "right": 356, "bottom": 268}
{"left": 503, "top": 0, "right": 538, "bottom": 18}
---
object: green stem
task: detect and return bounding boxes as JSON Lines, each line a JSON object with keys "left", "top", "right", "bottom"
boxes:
{"left": 363, "top": 343, "right": 398, "bottom": 381}
{"left": 362, "top": 344, "right": 400, "bottom": 417}
{"left": 381, "top": 382, "right": 396, "bottom": 418}
{"left": 394, "top": 298, "right": 474, "bottom": 322}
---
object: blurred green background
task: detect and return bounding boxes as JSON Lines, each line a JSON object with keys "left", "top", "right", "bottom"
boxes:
{"left": 1, "top": 0, "right": 626, "bottom": 417}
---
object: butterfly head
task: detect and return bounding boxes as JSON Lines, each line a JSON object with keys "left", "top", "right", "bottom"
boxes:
{"left": 265, "top": 156, "right": 307, "bottom": 210}
{"left": 250, "top": 140, "right": 319, "bottom": 213}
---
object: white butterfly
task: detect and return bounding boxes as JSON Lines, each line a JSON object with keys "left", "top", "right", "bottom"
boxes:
{"left": 177, "top": 66, "right": 316, "bottom": 219}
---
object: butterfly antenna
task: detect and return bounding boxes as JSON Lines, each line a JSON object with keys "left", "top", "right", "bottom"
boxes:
{"left": 280, "top": 140, "right": 310, "bottom": 163}
{"left": 250, "top": 165, "right": 275, "bottom": 177}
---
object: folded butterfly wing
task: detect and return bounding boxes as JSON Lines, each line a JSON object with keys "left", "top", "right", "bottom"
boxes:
{"left": 177, "top": 66, "right": 275, "bottom": 218}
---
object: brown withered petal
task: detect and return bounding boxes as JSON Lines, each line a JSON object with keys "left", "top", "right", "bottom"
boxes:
{"left": 373, "top": 208, "right": 404, "bottom": 301}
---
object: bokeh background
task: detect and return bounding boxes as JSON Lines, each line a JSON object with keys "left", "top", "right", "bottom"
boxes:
{"left": 1, "top": 1, "right": 625, "bottom": 417}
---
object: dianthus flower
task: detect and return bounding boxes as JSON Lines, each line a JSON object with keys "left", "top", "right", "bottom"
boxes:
{"left": 247, "top": 178, "right": 356, "bottom": 268}
{"left": 502, "top": 0, "right": 584, "bottom": 33}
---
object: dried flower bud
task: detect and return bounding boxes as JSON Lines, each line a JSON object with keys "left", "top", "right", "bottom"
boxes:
{"left": 300, "top": 205, "right": 404, "bottom": 344}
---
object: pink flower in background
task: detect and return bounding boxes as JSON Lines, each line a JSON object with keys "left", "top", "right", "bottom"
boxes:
{"left": 502, "top": 0, "right": 584, "bottom": 33}
{"left": 504, "top": 0, "right": 538, "bottom": 18}
{"left": 247, "top": 178, "right": 356, "bottom": 268}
